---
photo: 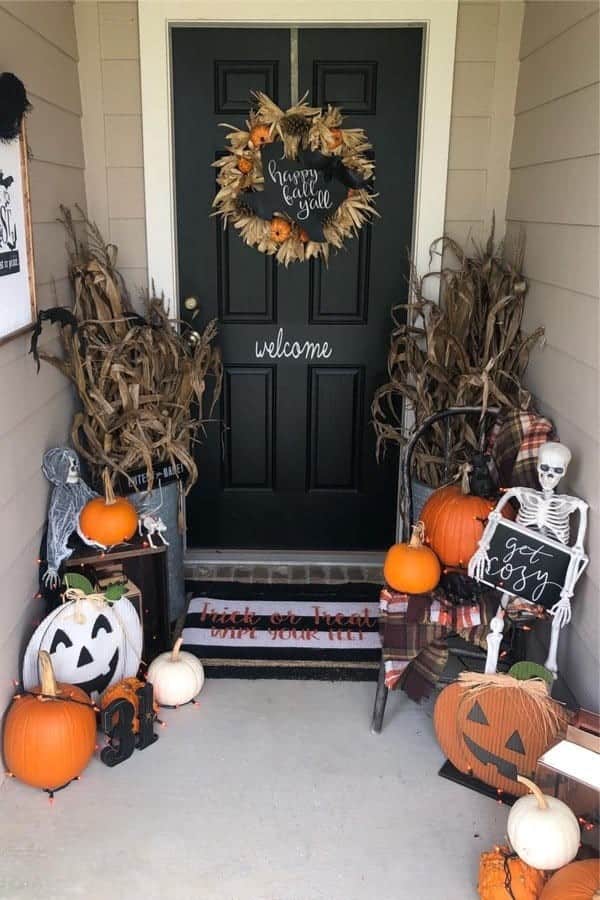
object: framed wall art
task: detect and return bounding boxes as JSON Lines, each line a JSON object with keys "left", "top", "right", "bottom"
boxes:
{"left": 0, "top": 123, "right": 36, "bottom": 343}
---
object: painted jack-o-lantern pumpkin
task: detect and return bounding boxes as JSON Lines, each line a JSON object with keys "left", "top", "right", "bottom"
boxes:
{"left": 22, "top": 591, "right": 143, "bottom": 699}
{"left": 434, "top": 673, "right": 567, "bottom": 797}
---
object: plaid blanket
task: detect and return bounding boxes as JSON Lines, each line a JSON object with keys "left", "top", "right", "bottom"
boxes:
{"left": 487, "top": 409, "right": 555, "bottom": 488}
{"left": 380, "top": 587, "right": 496, "bottom": 701}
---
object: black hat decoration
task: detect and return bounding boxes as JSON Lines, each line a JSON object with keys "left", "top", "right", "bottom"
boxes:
{"left": 0, "top": 73, "right": 32, "bottom": 142}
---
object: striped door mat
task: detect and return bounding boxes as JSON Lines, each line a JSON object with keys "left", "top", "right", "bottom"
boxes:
{"left": 181, "top": 582, "right": 381, "bottom": 680}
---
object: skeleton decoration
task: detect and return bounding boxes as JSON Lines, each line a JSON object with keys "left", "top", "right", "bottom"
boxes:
{"left": 133, "top": 484, "right": 170, "bottom": 549}
{"left": 469, "top": 442, "right": 589, "bottom": 677}
{"left": 41, "top": 448, "right": 99, "bottom": 589}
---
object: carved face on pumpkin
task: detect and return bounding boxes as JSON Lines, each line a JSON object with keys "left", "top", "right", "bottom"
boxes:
{"left": 22, "top": 596, "right": 143, "bottom": 699}
{"left": 434, "top": 680, "right": 566, "bottom": 797}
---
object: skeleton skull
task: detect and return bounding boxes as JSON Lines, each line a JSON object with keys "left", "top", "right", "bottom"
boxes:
{"left": 537, "top": 442, "right": 571, "bottom": 493}
{"left": 66, "top": 452, "right": 80, "bottom": 484}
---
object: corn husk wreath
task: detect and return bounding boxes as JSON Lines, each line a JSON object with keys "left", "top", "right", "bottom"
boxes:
{"left": 212, "top": 91, "right": 377, "bottom": 265}
{"left": 30, "top": 207, "right": 222, "bottom": 495}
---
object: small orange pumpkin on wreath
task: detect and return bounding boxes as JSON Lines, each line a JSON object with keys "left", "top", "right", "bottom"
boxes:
{"left": 212, "top": 91, "right": 377, "bottom": 265}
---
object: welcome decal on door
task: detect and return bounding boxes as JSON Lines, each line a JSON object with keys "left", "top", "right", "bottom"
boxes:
{"left": 255, "top": 327, "right": 333, "bottom": 361}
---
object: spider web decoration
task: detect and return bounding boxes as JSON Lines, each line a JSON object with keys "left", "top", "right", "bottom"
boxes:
{"left": 212, "top": 92, "right": 378, "bottom": 265}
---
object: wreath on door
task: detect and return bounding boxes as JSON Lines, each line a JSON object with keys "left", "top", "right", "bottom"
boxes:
{"left": 212, "top": 92, "right": 377, "bottom": 265}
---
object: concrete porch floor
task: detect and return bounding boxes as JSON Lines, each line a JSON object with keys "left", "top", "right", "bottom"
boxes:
{"left": 0, "top": 680, "right": 507, "bottom": 900}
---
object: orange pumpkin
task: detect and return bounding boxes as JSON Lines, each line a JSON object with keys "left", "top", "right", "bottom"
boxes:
{"left": 79, "top": 496, "right": 138, "bottom": 546}
{"left": 383, "top": 522, "right": 441, "bottom": 594}
{"left": 420, "top": 475, "right": 513, "bottom": 568}
{"left": 270, "top": 217, "right": 292, "bottom": 243}
{"left": 434, "top": 673, "right": 567, "bottom": 797}
{"left": 3, "top": 651, "right": 96, "bottom": 790}
{"left": 298, "top": 228, "right": 310, "bottom": 244}
{"left": 326, "top": 127, "right": 343, "bottom": 149}
{"left": 237, "top": 156, "right": 253, "bottom": 174}
{"left": 478, "top": 846, "right": 547, "bottom": 900}
{"left": 539, "top": 860, "right": 600, "bottom": 900}
{"left": 100, "top": 677, "right": 157, "bottom": 734}
{"left": 249, "top": 124, "right": 272, "bottom": 148}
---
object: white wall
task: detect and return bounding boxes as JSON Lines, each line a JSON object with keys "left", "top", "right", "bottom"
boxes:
{"left": 0, "top": 1, "right": 85, "bottom": 711}
{"left": 505, "top": 0, "right": 599, "bottom": 710}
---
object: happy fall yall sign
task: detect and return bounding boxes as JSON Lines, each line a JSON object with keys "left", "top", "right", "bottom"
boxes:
{"left": 242, "top": 143, "right": 363, "bottom": 242}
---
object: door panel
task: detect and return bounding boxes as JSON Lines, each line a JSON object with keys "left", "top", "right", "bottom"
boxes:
{"left": 171, "top": 26, "right": 422, "bottom": 550}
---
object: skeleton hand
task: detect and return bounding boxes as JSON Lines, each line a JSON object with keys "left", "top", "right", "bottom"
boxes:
{"left": 42, "top": 567, "right": 59, "bottom": 589}
{"left": 468, "top": 546, "right": 491, "bottom": 581}
{"left": 550, "top": 593, "right": 572, "bottom": 627}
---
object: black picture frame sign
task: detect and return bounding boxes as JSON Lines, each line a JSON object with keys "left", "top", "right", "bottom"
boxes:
{"left": 476, "top": 518, "right": 588, "bottom": 609}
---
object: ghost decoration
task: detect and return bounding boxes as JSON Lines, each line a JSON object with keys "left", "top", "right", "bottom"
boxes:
{"left": 41, "top": 448, "right": 98, "bottom": 589}
{"left": 22, "top": 589, "right": 143, "bottom": 699}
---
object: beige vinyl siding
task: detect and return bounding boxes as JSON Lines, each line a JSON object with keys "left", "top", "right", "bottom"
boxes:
{"left": 76, "top": 1, "right": 148, "bottom": 304}
{"left": 0, "top": 2, "right": 84, "bottom": 714}
{"left": 444, "top": 1, "right": 523, "bottom": 245}
{"left": 505, "top": 0, "right": 600, "bottom": 710}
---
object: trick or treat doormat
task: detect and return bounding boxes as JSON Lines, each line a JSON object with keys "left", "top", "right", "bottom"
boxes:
{"left": 182, "top": 582, "right": 381, "bottom": 680}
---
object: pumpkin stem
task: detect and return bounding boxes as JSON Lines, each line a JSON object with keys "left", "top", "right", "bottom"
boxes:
{"left": 38, "top": 651, "right": 59, "bottom": 700}
{"left": 459, "top": 462, "right": 472, "bottom": 495}
{"left": 409, "top": 522, "right": 426, "bottom": 547}
{"left": 102, "top": 468, "right": 116, "bottom": 505}
{"left": 171, "top": 637, "right": 183, "bottom": 661}
{"left": 516, "top": 775, "right": 548, "bottom": 809}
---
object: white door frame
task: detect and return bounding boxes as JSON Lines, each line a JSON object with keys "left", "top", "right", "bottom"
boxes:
{"left": 138, "top": 0, "right": 458, "bottom": 562}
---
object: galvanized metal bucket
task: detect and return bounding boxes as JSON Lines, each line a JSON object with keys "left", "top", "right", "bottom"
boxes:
{"left": 128, "top": 480, "right": 186, "bottom": 623}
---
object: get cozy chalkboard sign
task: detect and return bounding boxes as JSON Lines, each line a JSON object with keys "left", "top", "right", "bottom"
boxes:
{"left": 474, "top": 518, "right": 586, "bottom": 609}
{"left": 212, "top": 91, "right": 377, "bottom": 265}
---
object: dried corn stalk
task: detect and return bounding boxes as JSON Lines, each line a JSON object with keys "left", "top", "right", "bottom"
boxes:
{"left": 371, "top": 225, "right": 544, "bottom": 487}
{"left": 31, "top": 207, "right": 222, "bottom": 494}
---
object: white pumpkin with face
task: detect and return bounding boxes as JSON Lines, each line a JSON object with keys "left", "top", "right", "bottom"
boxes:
{"left": 22, "top": 594, "right": 143, "bottom": 699}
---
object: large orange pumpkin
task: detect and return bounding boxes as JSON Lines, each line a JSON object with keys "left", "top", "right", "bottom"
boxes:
{"left": 383, "top": 522, "right": 441, "bottom": 594}
{"left": 420, "top": 475, "right": 513, "bottom": 568}
{"left": 79, "top": 496, "right": 138, "bottom": 546}
{"left": 434, "top": 673, "right": 567, "bottom": 797}
{"left": 539, "top": 860, "right": 600, "bottom": 900}
{"left": 100, "top": 677, "right": 157, "bottom": 734}
{"left": 478, "top": 846, "right": 547, "bottom": 900}
{"left": 4, "top": 651, "right": 96, "bottom": 790}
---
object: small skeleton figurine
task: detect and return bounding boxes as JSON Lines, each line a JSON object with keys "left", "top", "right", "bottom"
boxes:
{"left": 42, "top": 448, "right": 99, "bottom": 589}
{"left": 469, "top": 442, "right": 588, "bottom": 676}
{"left": 134, "top": 483, "right": 170, "bottom": 549}
{"left": 139, "top": 512, "right": 169, "bottom": 549}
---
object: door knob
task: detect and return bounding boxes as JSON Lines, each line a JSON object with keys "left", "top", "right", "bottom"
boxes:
{"left": 184, "top": 296, "right": 199, "bottom": 311}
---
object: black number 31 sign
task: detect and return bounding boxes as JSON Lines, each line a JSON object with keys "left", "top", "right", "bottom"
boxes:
{"left": 101, "top": 682, "right": 158, "bottom": 767}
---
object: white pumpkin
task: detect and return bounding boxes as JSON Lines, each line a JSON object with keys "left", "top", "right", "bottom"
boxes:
{"left": 508, "top": 775, "right": 580, "bottom": 870}
{"left": 147, "top": 638, "right": 204, "bottom": 706}
{"left": 23, "top": 593, "right": 143, "bottom": 699}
